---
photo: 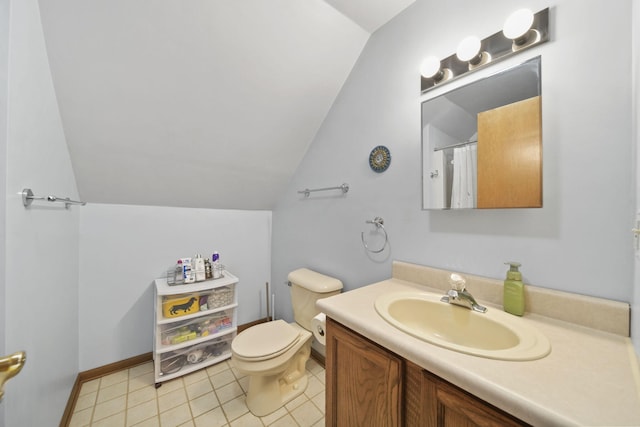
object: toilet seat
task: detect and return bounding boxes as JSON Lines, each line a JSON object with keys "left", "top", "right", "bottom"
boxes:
{"left": 232, "top": 320, "right": 301, "bottom": 361}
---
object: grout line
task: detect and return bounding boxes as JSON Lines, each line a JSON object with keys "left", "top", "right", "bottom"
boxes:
{"left": 123, "top": 367, "right": 131, "bottom": 427}
{"left": 89, "top": 377, "right": 100, "bottom": 425}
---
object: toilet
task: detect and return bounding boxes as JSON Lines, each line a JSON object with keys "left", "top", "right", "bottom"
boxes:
{"left": 231, "top": 268, "right": 343, "bottom": 416}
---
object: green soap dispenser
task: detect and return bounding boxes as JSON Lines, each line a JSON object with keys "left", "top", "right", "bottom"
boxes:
{"left": 503, "top": 262, "right": 525, "bottom": 316}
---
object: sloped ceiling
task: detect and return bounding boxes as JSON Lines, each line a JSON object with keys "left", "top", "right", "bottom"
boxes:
{"left": 37, "top": 0, "right": 414, "bottom": 210}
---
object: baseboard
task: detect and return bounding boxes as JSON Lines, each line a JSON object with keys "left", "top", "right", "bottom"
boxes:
{"left": 59, "top": 375, "right": 82, "bottom": 427}
{"left": 237, "top": 316, "right": 270, "bottom": 333}
{"left": 60, "top": 318, "right": 271, "bottom": 427}
{"left": 310, "top": 347, "right": 325, "bottom": 368}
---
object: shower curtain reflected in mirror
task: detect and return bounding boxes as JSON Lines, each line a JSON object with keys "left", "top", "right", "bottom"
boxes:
{"left": 450, "top": 144, "right": 477, "bottom": 209}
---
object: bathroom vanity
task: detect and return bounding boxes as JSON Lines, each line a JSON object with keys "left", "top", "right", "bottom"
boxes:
{"left": 318, "top": 261, "right": 640, "bottom": 426}
{"left": 326, "top": 318, "right": 526, "bottom": 426}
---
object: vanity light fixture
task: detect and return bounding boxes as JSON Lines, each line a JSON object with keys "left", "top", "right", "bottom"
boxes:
{"left": 456, "top": 36, "right": 491, "bottom": 69}
{"left": 420, "top": 56, "right": 452, "bottom": 83}
{"left": 503, "top": 8, "right": 540, "bottom": 51}
{"left": 420, "top": 7, "right": 549, "bottom": 93}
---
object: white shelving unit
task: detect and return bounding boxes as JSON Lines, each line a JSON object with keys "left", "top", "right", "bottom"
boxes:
{"left": 153, "top": 271, "right": 239, "bottom": 387}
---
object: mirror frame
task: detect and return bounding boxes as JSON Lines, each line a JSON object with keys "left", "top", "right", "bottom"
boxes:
{"left": 421, "top": 56, "right": 542, "bottom": 210}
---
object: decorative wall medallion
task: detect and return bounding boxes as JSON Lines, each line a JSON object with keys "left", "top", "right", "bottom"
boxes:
{"left": 369, "top": 145, "right": 391, "bottom": 173}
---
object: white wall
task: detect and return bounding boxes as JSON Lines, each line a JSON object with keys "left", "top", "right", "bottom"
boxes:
{"left": 632, "top": 0, "right": 640, "bottom": 353}
{"left": 78, "top": 204, "right": 271, "bottom": 370}
{"left": 4, "top": 0, "right": 80, "bottom": 425}
{"left": 272, "top": 0, "right": 635, "bottom": 325}
{"left": 0, "top": 0, "right": 8, "bottom": 425}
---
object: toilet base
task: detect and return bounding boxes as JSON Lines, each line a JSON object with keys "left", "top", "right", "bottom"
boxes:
{"left": 244, "top": 344, "right": 311, "bottom": 416}
{"left": 245, "top": 371, "right": 309, "bottom": 416}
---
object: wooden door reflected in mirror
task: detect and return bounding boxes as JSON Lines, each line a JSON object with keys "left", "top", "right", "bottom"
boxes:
{"left": 477, "top": 96, "right": 542, "bottom": 208}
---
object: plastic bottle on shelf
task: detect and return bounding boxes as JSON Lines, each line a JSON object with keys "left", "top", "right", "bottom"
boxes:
{"left": 212, "top": 252, "right": 222, "bottom": 279}
{"left": 183, "top": 258, "right": 195, "bottom": 283}
{"left": 194, "top": 254, "right": 206, "bottom": 282}
{"left": 174, "top": 260, "right": 184, "bottom": 284}
{"left": 205, "top": 258, "right": 212, "bottom": 279}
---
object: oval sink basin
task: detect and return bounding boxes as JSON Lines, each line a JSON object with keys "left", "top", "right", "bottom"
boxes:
{"left": 375, "top": 291, "right": 550, "bottom": 361}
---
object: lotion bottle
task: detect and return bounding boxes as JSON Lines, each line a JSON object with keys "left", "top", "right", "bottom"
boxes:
{"left": 194, "top": 254, "right": 206, "bottom": 282}
{"left": 183, "top": 257, "right": 195, "bottom": 283}
{"left": 212, "top": 252, "right": 222, "bottom": 279}
{"left": 503, "top": 262, "right": 524, "bottom": 316}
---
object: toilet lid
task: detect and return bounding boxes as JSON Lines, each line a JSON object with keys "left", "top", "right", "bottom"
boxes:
{"left": 232, "top": 319, "right": 301, "bottom": 360}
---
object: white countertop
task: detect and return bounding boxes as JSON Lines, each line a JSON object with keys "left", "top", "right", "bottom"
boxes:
{"left": 317, "top": 278, "right": 640, "bottom": 426}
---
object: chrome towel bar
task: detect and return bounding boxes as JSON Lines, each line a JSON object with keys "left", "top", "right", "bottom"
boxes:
{"left": 297, "top": 183, "right": 349, "bottom": 198}
{"left": 21, "top": 188, "right": 86, "bottom": 208}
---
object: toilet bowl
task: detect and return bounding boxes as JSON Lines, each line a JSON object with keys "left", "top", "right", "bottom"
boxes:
{"left": 231, "top": 268, "right": 343, "bottom": 416}
{"left": 232, "top": 320, "right": 312, "bottom": 416}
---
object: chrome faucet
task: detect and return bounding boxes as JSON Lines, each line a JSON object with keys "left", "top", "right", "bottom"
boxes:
{"left": 440, "top": 273, "right": 487, "bottom": 313}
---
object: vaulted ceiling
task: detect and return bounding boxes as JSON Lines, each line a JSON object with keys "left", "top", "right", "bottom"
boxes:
{"left": 37, "top": 0, "right": 414, "bottom": 209}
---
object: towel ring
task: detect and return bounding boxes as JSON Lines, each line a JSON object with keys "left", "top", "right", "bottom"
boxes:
{"left": 361, "top": 217, "right": 388, "bottom": 253}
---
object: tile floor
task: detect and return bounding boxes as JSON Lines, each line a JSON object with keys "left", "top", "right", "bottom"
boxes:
{"left": 68, "top": 358, "right": 326, "bottom": 427}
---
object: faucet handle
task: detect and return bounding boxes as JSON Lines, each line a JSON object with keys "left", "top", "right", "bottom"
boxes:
{"left": 448, "top": 273, "right": 466, "bottom": 291}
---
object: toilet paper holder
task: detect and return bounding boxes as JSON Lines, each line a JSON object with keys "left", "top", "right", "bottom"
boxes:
{"left": 312, "top": 313, "right": 327, "bottom": 345}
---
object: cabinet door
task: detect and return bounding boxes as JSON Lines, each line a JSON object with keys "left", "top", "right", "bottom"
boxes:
{"left": 419, "top": 368, "right": 530, "bottom": 427}
{"left": 405, "top": 361, "right": 437, "bottom": 426}
{"left": 326, "top": 318, "right": 403, "bottom": 427}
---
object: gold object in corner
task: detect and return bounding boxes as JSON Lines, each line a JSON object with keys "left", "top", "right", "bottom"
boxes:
{"left": 0, "top": 351, "right": 26, "bottom": 401}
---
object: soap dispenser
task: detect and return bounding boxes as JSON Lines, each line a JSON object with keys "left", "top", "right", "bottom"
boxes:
{"left": 503, "top": 262, "right": 525, "bottom": 316}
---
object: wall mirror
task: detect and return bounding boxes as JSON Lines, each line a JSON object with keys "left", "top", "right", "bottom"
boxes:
{"left": 422, "top": 56, "right": 542, "bottom": 210}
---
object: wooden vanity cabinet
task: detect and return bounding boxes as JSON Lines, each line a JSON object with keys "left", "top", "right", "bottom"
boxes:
{"left": 325, "top": 317, "right": 403, "bottom": 426}
{"left": 326, "top": 318, "right": 529, "bottom": 427}
{"left": 405, "top": 363, "right": 530, "bottom": 427}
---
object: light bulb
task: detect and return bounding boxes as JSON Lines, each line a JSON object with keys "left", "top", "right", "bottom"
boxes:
{"left": 420, "top": 56, "right": 452, "bottom": 83}
{"left": 503, "top": 9, "right": 534, "bottom": 40}
{"left": 456, "top": 36, "right": 481, "bottom": 62}
{"left": 420, "top": 56, "right": 441, "bottom": 79}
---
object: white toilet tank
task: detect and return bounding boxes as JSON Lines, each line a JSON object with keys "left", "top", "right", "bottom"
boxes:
{"left": 288, "top": 268, "right": 343, "bottom": 331}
